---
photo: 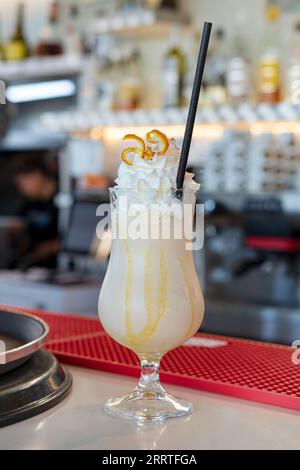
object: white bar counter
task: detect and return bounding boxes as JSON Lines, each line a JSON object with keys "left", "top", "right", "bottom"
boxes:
{"left": 0, "top": 364, "right": 300, "bottom": 450}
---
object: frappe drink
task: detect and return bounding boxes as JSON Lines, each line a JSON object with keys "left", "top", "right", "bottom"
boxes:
{"left": 98, "top": 129, "right": 204, "bottom": 420}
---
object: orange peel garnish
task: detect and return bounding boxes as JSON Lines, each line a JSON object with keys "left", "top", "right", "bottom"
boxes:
{"left": 146, "top": 129, "right": 169, "bottom": 156}
{"left": 121, "top": 148, "right": 135, "bottom": 165}
{"left": 121, "top": 134, "right": 145, "bottom": 166}
{"left": 123, "top": 134, "right": 145, "bottom": 151}
{"left": 144, "top": 146, "right": 155, "bottom": 160}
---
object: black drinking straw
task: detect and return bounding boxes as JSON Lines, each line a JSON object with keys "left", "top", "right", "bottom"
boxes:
{"left": 176, "top": 21, "right": 212, "bottom": 193}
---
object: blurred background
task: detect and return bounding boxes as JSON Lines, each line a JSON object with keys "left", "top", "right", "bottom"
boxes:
{"left": 0, "top": 0, "right": 300, "bottom": 345}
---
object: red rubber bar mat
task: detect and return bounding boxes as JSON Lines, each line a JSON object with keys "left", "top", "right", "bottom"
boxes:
{"left": 3, "top": 306, "right": 300, "bottom": 412}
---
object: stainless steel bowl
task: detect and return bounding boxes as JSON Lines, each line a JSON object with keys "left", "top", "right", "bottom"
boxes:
{"left": 0, "top": 308, "right": 49, "bottom": 375}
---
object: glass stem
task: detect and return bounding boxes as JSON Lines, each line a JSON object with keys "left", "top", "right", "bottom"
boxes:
{"left": 136, "top": 359, "right": 165, "bottom": 396}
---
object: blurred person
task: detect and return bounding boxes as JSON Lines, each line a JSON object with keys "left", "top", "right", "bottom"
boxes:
{"left": 12, "top": 155, "right": 60, "bottom": 270}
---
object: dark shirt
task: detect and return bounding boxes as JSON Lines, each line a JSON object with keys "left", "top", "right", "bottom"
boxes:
{"left": 20, "top": 197, "right": 59, "bottom": 268}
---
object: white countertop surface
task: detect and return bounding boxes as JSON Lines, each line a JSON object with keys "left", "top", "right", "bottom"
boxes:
{"left": 1, "top": 364, "right": 300, "bottom": 450}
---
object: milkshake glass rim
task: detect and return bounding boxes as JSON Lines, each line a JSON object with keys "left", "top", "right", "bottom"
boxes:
{"left": 108, "top": 186, "right": 199, "bottom": 194}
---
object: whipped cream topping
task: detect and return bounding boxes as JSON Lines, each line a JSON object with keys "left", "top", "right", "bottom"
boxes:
{"left": 115, "top": 138, "right": 199, "bottom": 193}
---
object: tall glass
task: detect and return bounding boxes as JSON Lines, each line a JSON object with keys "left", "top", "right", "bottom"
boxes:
{"left": 98, "top": 187, "right": 204, "bottom": 421}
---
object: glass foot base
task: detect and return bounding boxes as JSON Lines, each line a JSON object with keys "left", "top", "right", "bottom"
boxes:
{"left": 104, "top": 389, "right": 193, "bottom": 422}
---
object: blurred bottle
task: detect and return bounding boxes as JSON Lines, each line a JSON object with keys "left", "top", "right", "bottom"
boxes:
{"left": 257, "top": 4, "right": 281, "bottom": 104}
{"left": 287, "top": 20, "right": 300, "bottom": 104}
{"left": 5, "top": 2, "right": 29, "bottom": 61}
{"left": 64, "top": 4, "right": 82, "bottom": 58}
{"left": 115, "top": 46, "right": 141, "bottom": 110}
{"left": 202, "top": 28, "right": 226, "bottom": 106}
{"left": 78, "top": 55, "right": 98, "bottom": 111}
{"left": 226, "top": 27, "right": 251, "bottom": 106}
{"left": 35, "top": 1, "right": 63, "bottom": 56}
{"left": 184, "top": 31, "right": 198, "bottom": 105}
{"left": 162, "top": 26, "right": 186, "bottom": 108}
{"left": 144, "top": 0, "right": 162, "bottom": 8}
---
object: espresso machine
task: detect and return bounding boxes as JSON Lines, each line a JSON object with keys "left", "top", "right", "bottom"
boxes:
{"left": 200, "top": 193, "right": 300, "bottom": 345}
